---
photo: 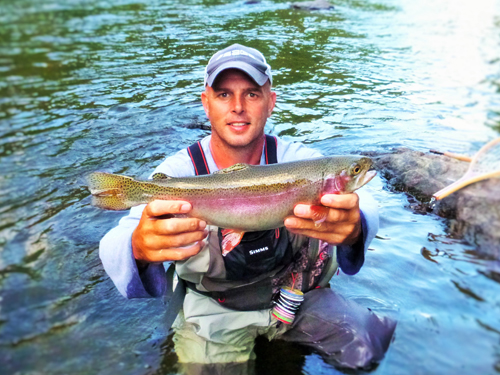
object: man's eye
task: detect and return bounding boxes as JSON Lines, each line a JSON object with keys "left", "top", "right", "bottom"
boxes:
{"left": 248, "top": 93, "right": 257, "bottom": 98}
{"left": 219, "top": 93, "right": 228, "bottom": 98}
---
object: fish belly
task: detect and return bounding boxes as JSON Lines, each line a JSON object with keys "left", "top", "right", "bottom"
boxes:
{"left": 188, "top": 184, "right": 319, "bottom": 231}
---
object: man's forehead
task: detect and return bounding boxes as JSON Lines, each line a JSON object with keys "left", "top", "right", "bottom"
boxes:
{"left": 211, "top": 68, "right": 262, "bottom": 89}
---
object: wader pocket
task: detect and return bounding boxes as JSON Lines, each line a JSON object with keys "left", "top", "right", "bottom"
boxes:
{"left": 210, "top": 277, "right": 275, "bottom": 311}
{"left": 219, "top": 228, "right": 292, "bottom": 281}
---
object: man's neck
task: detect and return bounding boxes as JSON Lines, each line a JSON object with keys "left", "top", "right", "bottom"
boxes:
{"left": 209, "top": 135, "right": 265, "bottom": 169}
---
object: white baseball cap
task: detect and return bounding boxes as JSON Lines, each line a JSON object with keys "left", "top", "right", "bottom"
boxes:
{"left": 204, "top": 44, "right": 273, "bottom": 87}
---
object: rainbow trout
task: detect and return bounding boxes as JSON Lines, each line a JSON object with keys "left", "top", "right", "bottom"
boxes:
{"left": 87, "top": 156, "right": 375, "bottom": 234}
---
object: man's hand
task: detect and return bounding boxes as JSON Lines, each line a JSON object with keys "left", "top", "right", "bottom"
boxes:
{"left": 284, "top": 193, "right": 362, "bottom": 246}
{"left": 132, "top": 200, "right": 208, "bottom": 264}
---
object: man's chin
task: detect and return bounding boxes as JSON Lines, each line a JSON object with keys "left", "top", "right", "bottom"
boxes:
{"left": 225, "top": 133, "right": 260, "bottom": 148}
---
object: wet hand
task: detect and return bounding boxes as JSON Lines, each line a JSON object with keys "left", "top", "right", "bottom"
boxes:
{"left": 284, "top": 193, "right": 362, "bottom": 246}
{"left": 132, "top": 200, "right": 208, "bottom": 263}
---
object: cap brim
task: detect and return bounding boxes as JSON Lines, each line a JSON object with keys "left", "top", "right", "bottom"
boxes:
{"left": 206, "top": 61, "right": 270, "bottom": 87}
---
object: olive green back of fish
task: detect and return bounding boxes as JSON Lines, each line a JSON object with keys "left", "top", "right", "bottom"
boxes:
{"left": 86, "top": 155, "right": 374, "bottom": 211}
{"left": 159, "top": 155, "right": 370, "bottom": 190}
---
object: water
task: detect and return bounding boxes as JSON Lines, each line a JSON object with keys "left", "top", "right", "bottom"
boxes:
{"left": 1, "top": 0, "right": 500, "bottom": 373}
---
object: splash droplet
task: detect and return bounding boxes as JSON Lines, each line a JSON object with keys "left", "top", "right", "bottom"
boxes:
{"left": 427, "top": 197, "right": 436, "bottom": 211}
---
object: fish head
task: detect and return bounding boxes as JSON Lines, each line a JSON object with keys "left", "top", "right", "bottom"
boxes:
{"left": 323, "top": 156, "right": 376, "bottom": 194}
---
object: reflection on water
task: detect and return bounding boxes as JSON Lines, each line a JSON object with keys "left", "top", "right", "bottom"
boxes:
{"left": 1, "top": 0, "right": 500, "bottom": 374}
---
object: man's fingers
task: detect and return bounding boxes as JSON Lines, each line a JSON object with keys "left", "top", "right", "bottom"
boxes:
{"left": 321, "top": 193, "right": 359, "bottom": 210}
{"left": 154, "top": 217, "right": 206, "bottom": 235}
{"left": 285, "top": 216, "right": 331, "bottom": 232}
{"left": 145, "top": 200, "right": 192, "bottom": 217}
{"left": 285, "top": 220, "right": 361, "bottom": 245}
{"left": 284, "top": 227, "right": 350, "bottom": 245}
{"left": 143, "top": 228, "right": 208, "bottom": 249}
{"left": 144, "top": 240, "right": 207, "bottom": 262}
{"left": 293, "top": 205, "right": 354, "bottom": 224}
{"left": 164, "top": 229, "right": 209, "bottom": 248}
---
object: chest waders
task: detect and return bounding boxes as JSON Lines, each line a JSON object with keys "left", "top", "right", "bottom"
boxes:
{"left": 164, "top": 135, "right": 287, "bottom": 327}
{"left": 164, "top": 136, "right": 338, "bottom": 329}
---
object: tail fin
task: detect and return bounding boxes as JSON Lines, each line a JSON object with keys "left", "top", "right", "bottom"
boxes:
{"left": 86, "top": 172, "right": 137, "bottom": 210}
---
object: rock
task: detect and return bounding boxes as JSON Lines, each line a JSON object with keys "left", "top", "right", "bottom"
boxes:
{"left": 371, "top": 148, "right": 500, "bottom": 257}
{"left": 291, "top": 0, "right": 334, "bottom": 10}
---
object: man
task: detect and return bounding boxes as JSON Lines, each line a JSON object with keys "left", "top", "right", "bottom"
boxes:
{"left": 100, "top": 44, "right": 395, "bottom": 373}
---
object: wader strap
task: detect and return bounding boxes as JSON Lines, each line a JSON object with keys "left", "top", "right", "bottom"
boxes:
{"left": 187, "top": 141, "right": 210, "bottom": 176}
{"left": 188, "top": 135, "right": 278, "bottom": 177}
{"left": 164, "top": 263, "right": 186, "bottom": 332}
{"left": 264, "top": 134, "right": 278, "bottom": 165}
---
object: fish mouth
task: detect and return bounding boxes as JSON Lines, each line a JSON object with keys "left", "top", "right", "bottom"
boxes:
{"left": 359, "top": 168, "right": 377, "bottom": 187}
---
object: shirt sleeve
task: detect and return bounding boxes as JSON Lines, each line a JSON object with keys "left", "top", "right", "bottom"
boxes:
{"left": 336, "top": 188, "right": 379, "bottom": 275}
{"left": 99, "top": 205, "right": 168, "bottom": 298}
{"left": 98, "top": 151, "right": 194, "bottom": 299}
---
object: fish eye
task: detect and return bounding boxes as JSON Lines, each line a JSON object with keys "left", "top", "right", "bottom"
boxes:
{"left": 352, "top": 164, "right": 361, "bottom": 175}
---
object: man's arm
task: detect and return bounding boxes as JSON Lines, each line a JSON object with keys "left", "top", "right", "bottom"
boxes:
{"left": 278, "top": 139, "right": 378, "bottom": 274}
{"left": 284, "top": 189, "right": 378, "bottom": 275}
{"left": 99, "top": 205, "right": 161, "bottom": 298}
{"left": 99, "top": 201, "right": 208, "bottom": 298}
{"left": 99, "top": 150, "right": 208, "bottom": 299}
{"left": 335, "top": 189, "right": 378, "bottom": 274}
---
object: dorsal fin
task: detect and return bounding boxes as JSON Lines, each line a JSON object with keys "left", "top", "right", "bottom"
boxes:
{"left": 152, "top": 172, "right": 172, "bottom": 180}
{"left": 213, "top": 163, "right": 251, "bottom": 174}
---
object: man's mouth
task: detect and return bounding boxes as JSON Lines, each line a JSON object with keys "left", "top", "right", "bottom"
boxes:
{"left": 228, "top": 122, "right": 250, "bottom": 130}
{"left": 228, "top": 122, "right": 250, "bottom": 126}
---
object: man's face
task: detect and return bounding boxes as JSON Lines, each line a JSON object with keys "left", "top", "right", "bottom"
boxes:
{"left": 201, "top": 69, "right": 276, "bottom": 149}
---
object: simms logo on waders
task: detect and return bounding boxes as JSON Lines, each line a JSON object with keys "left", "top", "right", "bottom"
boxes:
{"left": 249, "top": 246, "right": 269, "bottom": 256}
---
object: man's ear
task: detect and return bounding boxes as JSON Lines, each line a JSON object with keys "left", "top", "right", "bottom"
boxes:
{"left": 201, "top": 91, "right": 210, "bottom": 118}
{"left": 267, "top": 91, "right": 277, "bottom": 118}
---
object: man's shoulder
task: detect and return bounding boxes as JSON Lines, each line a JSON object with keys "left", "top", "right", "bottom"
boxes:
{"left": 275, "top": 137, "right": 323, "bottom": 162}
{"left": 152, "top": 148, "right": 195, "bottom": 178}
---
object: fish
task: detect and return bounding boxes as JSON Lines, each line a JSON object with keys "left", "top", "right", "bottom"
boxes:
{"left": 87, "top": 155, "right": 376, "bottom": 253}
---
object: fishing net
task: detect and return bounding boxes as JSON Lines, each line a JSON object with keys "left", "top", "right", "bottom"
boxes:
{"left": 433, "top": 137, "right": 500, "bottom": 200}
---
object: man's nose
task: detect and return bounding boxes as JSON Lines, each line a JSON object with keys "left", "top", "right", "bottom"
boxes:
{"left": 232, "top": 95, "right": 244, "bottom": 114}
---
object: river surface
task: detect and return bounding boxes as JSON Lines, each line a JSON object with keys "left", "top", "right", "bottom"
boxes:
{"left": 1, "top": 0, "right": 500, "bottom": 374}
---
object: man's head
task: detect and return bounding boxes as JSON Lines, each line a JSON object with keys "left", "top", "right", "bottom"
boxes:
{"left": 202, "top": 44, "right": 276, "bottom": 151}
{"left": 204, "top": 44, "right": 272, "bottom": 88}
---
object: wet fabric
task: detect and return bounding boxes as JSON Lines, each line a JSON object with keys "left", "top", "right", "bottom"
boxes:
{"left": 172, "top": 287, "right": 396, "bottom": 373}
{"left": 280, "top": 288, "right": 397, "bottom": 369}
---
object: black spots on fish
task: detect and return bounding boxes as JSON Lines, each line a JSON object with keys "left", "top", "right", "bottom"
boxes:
{"left": 152, "top": 172, "right": 172, "bottom": 180}
{"left": 229, "top": 180, "right": 309, "bottom": 194}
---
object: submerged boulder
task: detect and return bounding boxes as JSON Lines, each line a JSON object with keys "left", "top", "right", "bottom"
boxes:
{"left": 291, "top": 0, "right": 334, "bottom": 10}
{"left": 371, "top": 148, "right": 500, "bottom": 257}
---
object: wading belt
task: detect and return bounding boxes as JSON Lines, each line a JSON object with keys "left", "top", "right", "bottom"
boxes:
{"left": 163, "top": 135, "right": 278, "bottom": 331}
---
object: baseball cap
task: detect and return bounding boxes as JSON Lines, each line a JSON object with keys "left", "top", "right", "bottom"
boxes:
{"left": 204, "top": 44, "right": 272, "bottom": 87}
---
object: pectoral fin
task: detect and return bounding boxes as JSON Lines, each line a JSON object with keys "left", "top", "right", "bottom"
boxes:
{"left": 221, "top": 229, "right": 245, "bottom": 256}
{"left": 310, "top": 205, "right": 328, "bottom": 228}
